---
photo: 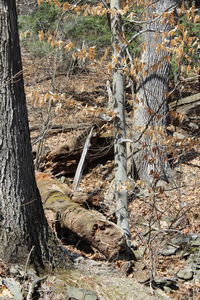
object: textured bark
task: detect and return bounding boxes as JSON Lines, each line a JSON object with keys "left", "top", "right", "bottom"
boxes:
{"left": 36, "top": 173, "right": 133, "bottom": 260}
{"left": 132, "top": 0, "right": 179, "bottom": 186}
{"left": 111, "top": 0, "right": 130, "bottom": 238}
{"left": 0, "top": 1, "right": 70, "bottom": 269}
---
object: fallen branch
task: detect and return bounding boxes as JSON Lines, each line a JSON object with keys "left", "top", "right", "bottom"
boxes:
{"left": 30, "top": 122, "right": 93, "bottom": 133}
{"left": 73, "top": 127, "right": 94, "bottom": 191}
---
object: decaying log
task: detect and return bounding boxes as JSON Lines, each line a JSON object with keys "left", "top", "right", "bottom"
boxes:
{"left": 36, "top": 172, "right": 132, "bottom": 260}
{"left": 35, "top": 94, "right": 200, "bottom": 177}
{"left": 31, "top": 118, "right": 106, "bottom": 140}
{"left": 169, "top": 93, "right": 200, "bottom": 132}
{"left": 169, "top": 92, "right": 200, "bottom": 114}
{"left": 31, "top": 123, "right": 96, "bottom": 146}
{"left": 39, "top": 130, "right": 113, "bottom": 176}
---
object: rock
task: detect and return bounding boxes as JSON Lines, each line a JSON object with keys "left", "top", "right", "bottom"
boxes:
{"left": 51, "top": 269, "right": 172, "bottom": 300}
{"left": 2, "top": 278, "right": 23, "bottom": 300}
{"left": 67, "top": 286, "right": 98, "bottom": 300}
{"left": 177, "top": 267, "right": 194, "bottom": 280}
{"left": 170, "top": 235, "right": 190, "bottom": 247}
{"left": 161, "top": 233, "right": 194, "bottom": 256}
{"left": 73, "top": 256, "right": 85, "bottom": 264}
{"left": 120, "top": 261, "right": 134, "bottom": 274}
{"left": 161, "top": 245, "right": 178, "bottom": 256}
{"left": 190, "top": 235, "right": 200, "bottom": 247}
{"left": 182, "top": 251, "right": 190, "bottom": 259}
{"left": 9, "top": 265, "right": 36, "bottom": 279}
{"left": 133, "top": 246, "right": 146, "bottom": 260}
{"left": 153, "top": 277, "right": 178, "bottom": 290}
{"left": 188, "top": 253, "right": 200, "bottom": 269}
{"left": 163, "top": 286, "right": 172, "bottom": 293}
{"left": 193, "top": 270, "right": 200, "bottom": 282}
{"left": 9, "top": 265, "right": 23, "bottom": 277}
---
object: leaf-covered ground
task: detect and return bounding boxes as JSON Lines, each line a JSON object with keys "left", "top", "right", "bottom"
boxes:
{"left": 1, "top": 48, "right": 200, "bottom": 299}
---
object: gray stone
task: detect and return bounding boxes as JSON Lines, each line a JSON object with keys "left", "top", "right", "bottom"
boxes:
{"left": 154, "top": 277, "right": 177, "bottom": 288}
{"left": 67, "top": 286, "right": 98, "bottom": 300}
{"left": 193, "top": 270, "right": 200, "bottom": 282}
{"left": 177, "top": 267, "right": 194, "bottom": 280}
{"left": 161, "top": 245, "right": 178, "bottom": 256}
{"left": 171, "top": 235, "right": 190, "bottom": 247}
{"left": 163, "top": 286, "right": 172, "bottom": 293}
{"left": 188, "top": 253, "right": 200, "bottom": 268}
{"left": 133, "top": 246, "right": 146, "bottom": 260}
{"left": 190, "top": 235, "right": 200, "bottom": 247}
{"left": 2, "top": 278, "right": 23, "bottom": 300}
{"left": 190, "top": 233, "right": 199, "bottom": 240}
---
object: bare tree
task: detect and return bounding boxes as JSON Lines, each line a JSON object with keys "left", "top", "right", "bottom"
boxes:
{"left": 110, "top": 0, "right": 130, "bottom": 238}
{"left": 0, "top": 0, "right": 69, "bottom": 269}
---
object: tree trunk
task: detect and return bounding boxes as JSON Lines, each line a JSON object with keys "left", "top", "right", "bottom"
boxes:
{"left": 0, "top": 0, "right": 70, "bottom": 269}
{"left": 110, "top": 0, "right": 130, "bottom": 238}
{"left": 132, "top": 0, "right": 178, "bottom": 186}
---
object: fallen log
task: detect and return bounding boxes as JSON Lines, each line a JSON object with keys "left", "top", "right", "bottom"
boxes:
{"left": 169, "top": 93, "right": 200, "bottom": 132}
{"left": 169, "top": 92, "right": 200, "bottom": 114}
{"left": 36, "top": 172, "right": 132, "bottom": 260}
{"left": 37, "top": 94, "right": 200, "bottom": 176}
{"left": 39, "top": 130, "right": 114, "bottom": 176}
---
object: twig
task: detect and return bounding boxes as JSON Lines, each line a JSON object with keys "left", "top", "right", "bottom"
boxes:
{"left": 30, "top": 122, "right": 93, "bottom": 133}
{"left": 24, "top": 246, "right": 35, "bottom": 275}
{"left": 121, "top": 29, "right": 164, "bottom": 54}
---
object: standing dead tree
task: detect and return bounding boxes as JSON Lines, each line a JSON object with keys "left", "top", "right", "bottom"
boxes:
{"left": 132, "top": 0, "right": 180, "bottom": 187}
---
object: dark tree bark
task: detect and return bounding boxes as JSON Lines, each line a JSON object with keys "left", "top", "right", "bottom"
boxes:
{"left": 132, "top": 0, "right": 179, "bottom": 186}
{"left": 0, "top": 0, "right": 70, "bottom": 269}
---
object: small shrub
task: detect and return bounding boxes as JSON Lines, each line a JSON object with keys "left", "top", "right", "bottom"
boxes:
{"left": 18, "top": 5, "right": 111, "bottom": 56}
{"left": 18, "top": 2, "right": 61, "bottom": 33}
{"left": 25, "top": 39, "right": 54, "bottom": 57}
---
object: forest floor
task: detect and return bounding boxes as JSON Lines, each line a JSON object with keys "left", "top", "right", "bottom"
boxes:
{"left": 1, "top": 49, "right": 200, "bottom": 299}
{"left": 24, "top": 50, "right": 200, "bottom": 299}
